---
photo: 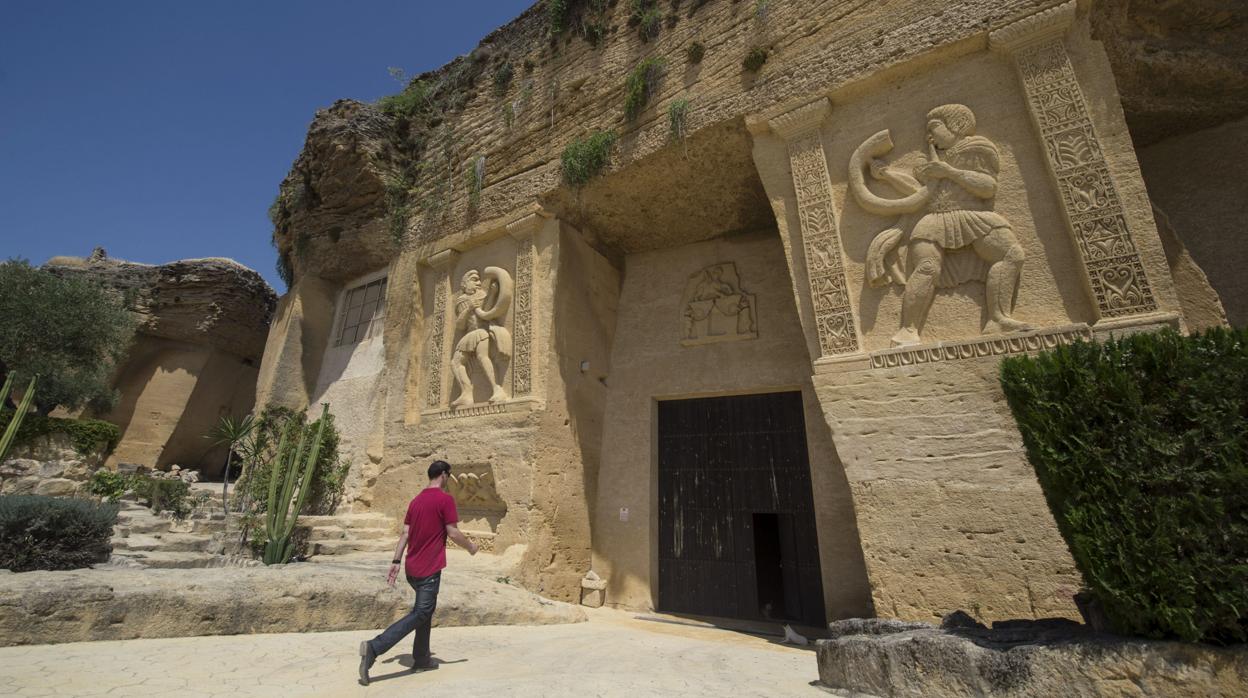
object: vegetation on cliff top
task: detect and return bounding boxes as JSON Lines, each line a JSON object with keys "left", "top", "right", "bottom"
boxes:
{"left": 0, "top": 260, "right": 137, "bottom": 415}
{"left": 561, "top": 130, "right": 617, "bottom": 187}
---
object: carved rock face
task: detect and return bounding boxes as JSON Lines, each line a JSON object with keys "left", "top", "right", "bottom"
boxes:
{"left": 1093, "top": 0, "right": 1248, "bottom": 145}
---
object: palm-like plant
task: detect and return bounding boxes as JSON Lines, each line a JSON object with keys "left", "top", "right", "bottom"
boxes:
{"left": 206, "top": 414, "right": 256, "bottom": 512}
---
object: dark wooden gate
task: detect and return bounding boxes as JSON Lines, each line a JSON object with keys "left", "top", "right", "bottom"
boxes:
{"left": 657, "top": 391, "right": 826, "bottom": 626}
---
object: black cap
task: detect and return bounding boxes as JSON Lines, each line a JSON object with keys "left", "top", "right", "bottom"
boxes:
{"left": 427, "top": 460, "right": 451, "bottom": 480}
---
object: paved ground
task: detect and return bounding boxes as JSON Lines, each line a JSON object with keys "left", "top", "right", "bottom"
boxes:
{"left": 0, "top": 607, "right": 827, "bottom": 697}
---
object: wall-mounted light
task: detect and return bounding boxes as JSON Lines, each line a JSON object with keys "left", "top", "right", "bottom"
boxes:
{"left": 579, "top": 360, "right": 590, "bottom": 373}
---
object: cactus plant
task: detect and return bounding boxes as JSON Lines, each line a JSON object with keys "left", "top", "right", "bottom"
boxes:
{"left": 0, "top": 374, "right": 37, "bottom": 463}
{"left": 261, "top": 403, "right": 329, "bottom": 565}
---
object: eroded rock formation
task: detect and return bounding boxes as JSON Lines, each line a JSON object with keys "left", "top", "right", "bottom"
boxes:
{"left": 44, "top": 251, "right": 276, "bottom": 474}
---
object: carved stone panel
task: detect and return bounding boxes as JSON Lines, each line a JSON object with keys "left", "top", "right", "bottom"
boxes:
{"left": 511, "top": 234, "right": 535, "bottom": 396}
{"left": 424, "top": 270, "right": 450, "bottom": 409}
{"left": 449, "top": 267, "right": 514, "bottom": 409}
{"left": 680, "top": 262, "right": 758, "bottom": 347}
{"left": 447, "top": 465, "right": 507, "bottom": 514}
{"left": 990, "top": 1, "right": 1158, "bottom": 319}
{"left": 769, "top": 99, "right": 862, "bottom": 358}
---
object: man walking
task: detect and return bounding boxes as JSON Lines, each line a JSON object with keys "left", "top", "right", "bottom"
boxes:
{"left": 358, "top": 460, "right": 479, "bottom": 685}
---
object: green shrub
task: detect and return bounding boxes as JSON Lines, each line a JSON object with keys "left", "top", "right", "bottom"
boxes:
{"left": 0, "top": 260, "right": 138, "bottom": 415}
{"left": 624, "top": 57, "right": 666, "bottom": 122}
{"left": 686, "top": 41, "right": 705, "bottom": 64}
{"left": 1000, "top": 327, "right": 1248, "bottom": 644}
{"left": 492, "top": 61, "right": 514, "bottom": 98}
{"left": 0, "top": 495, "right": 118, "bottom": 572}
{"left": 743, "top": 47, "right": 768, "bottom": 72}
{"left": 561, "top": 130, "right": 618, "bottom": 188}
{"left": 1, "top": 410, "right": 120, "bottom": 456}
{"left": 131, "top": 476, "right": 192, "bottom": 520}
{"left": 629, "top": 0, "right": 662, "bottom": 41}
{"left": 668, "top": 98, "right": 690, "bottom": 141}
{"left": 86, "top": 470, "right": 131, "bottom": 502}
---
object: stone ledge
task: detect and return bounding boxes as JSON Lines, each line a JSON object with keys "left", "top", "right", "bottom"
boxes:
{"left": 864, "top": 324, "right": 1093, "bottom": 371}
{"left": 0, "top": 562, "right": 585, "bottom": 647}
{"left": 816, "top": 618, "right": 1248, "bottom": 697}
{"left": 421, "top": 397, "right": 543, "bottom": 421}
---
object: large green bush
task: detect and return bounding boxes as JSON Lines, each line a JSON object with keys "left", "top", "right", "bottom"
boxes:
{"left": 1000, "top": 327, "right": 1248, "bottom": 644}
{"left": 0, "top": 495, "right": 118, "bottom": 572}
{"left": 0, "top": 259, "right": 137, "bottom": 415}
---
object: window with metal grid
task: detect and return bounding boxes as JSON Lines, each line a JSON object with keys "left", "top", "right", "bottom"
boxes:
{"left": 336, "top": 277, "right": 387, "bottom": 346}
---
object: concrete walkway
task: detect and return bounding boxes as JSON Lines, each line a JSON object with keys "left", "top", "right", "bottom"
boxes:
{"left": 0, "top": 608, "right": 826, "bottom": 697}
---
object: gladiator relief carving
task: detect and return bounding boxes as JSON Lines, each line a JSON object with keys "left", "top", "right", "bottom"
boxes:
{"left": 849, "top": 104, "right": 1031, "bottom": 346}
{"left": 450, "top": 267, "right": 513, "bottom": 408}
{"left": 681, "top": 262, "right": 757, "bottom": 346}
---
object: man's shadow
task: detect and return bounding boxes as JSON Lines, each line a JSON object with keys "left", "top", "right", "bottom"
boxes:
{"left": 367, "top": 655, "right": 468, "bottom": 684}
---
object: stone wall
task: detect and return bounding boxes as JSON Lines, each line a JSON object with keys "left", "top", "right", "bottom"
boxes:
{"left": 0, "top": 433, "right": 107, "bottom": 498}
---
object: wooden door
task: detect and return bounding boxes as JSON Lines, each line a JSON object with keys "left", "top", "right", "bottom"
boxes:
{"left": 657, "top": 391, "right": 826, "bottom": 626}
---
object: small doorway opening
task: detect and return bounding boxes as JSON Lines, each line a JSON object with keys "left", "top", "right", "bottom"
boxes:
{"left": 752, "top": 513, "right": 787, "bottom": 620}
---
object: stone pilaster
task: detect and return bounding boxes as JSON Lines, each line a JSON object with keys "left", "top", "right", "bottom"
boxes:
{"left": 990, "top": 1, "right": 1158, "bottom": 320}
{"left": 506, "top": 213, "right": 541, "bottom": 398}
{"left": 422, "top": 249, "right": 458, "bottom": 409}
{"left": 768, "top": 98, "right": 862, "bottom": 358}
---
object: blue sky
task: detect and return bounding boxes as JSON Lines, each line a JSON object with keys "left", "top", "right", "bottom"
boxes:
{"left": 0, "top": 0, "right": 535, "bottom": 292}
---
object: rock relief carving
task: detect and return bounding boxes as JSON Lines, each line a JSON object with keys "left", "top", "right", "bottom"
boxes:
{"left": 849, "top": 104, "right": 1031, "bottom": 346}
{"left": 450, "top": 267, "right": 513, "bottom": 408}
{"left": 680, "top": 263, "right": 758, "bottom": 346}
{"left": 448, "top": 469, "right": 506, "bottom": 512}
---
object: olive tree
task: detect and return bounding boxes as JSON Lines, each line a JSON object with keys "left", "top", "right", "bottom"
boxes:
{"left": 0, "top": 259, "right": 137, "bottom": 415}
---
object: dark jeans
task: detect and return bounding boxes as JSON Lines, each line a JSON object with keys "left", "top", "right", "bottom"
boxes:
{"left": 368, "top": 571, "right": 441, "bottom": 661}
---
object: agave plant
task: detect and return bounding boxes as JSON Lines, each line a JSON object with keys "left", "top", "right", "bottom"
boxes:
{"left": 0, "top": 374, "right": 37, "bottom": 463}
{"left": 262, "top": 404, "right": 329, "bottom": 565}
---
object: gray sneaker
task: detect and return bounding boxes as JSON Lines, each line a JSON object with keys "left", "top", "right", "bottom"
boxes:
{"left": 358, "top": 641, "right": 376, "bottom": 686}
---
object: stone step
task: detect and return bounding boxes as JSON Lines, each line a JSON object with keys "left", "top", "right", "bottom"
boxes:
{"left": 111, "top": 532, "right": 218, "bottom": 554}
{"left": 310, "top": 538, "right": 394, "bottom": 556}
{"left": 306, "top": 525, "right": 393, "bottom": 542}
{"left": 108, "top": 551, "right": 254, "bottom": 569}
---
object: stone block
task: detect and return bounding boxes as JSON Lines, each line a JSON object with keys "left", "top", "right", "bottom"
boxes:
{"left": 33, "top": 479, "right": 78, "bottom": 497}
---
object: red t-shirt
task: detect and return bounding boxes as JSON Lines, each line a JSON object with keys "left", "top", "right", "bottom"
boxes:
{"left": 403, "top": 488, "right": 459, "bottom": 578}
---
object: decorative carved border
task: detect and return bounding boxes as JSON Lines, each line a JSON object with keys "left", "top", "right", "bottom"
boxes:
{"left": 990, "top": 3, "right": 1157, "bottom": 320}
{"left": 422, "top": 250, "right": 458, "bottom": 410}
{"left": 421, "top": 396, "right": 542, "bottom": 421}
{"left": 769, "top": 99, "right": 861, "bottom": 357}
{"left": 425, "top": 280, "right": 448, "bottom": 408}
{"left": 510, "top": 237, "right": 535, "bottom": 397}
{"left": 869, "top": 325, "right": 1092, "bottom": 369}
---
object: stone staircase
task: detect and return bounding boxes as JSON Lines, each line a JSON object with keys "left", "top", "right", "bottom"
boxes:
{"left": 108, "top": 499, "right": 250, "bottom": 568}
{"left": 299, "top": 513, "right": 397, "bottom": 557}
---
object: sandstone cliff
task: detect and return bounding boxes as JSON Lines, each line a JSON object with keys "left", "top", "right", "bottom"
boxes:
{"left": 45, "top": 249, "right": 276, "bottom": 362}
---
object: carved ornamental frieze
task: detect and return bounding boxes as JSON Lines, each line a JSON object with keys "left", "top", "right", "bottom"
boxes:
{"left": 990, "top": 1, "right": 1157, "bottom": 319}
{"left": 680, "top": 262, "right": 757, "bottom": 346}
{"left": 769, "top": 99, "right": 861, "bottom": 358}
